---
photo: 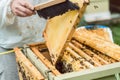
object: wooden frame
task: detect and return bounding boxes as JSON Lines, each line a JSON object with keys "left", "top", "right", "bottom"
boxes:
{"left": 14, "top": 48, "right": 44, "bottom": 80}
{"left": 73, "top": 28, "right": 120, "bottom": 61}
{"left": 43, "top": 0, "right": 89, "bottom": 65}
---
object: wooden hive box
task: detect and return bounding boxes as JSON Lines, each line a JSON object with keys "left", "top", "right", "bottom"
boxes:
{"left": 14, "top": 28, "right": 120, "bottom": 80}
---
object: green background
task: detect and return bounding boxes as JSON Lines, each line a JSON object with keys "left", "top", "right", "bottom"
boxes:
{"left": 109, "top": 23, "right": 120, "bottom": 45}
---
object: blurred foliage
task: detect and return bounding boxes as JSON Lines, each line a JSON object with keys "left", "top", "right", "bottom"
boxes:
{"left": 108, "top": 23, "right": 120, "bottom": 45}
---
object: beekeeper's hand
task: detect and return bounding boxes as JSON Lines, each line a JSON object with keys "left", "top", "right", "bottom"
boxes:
{"left": 84, "top": 0, "right": 89, "bottom": 3}
{"left": 11, "top": 0, "right": 35, "bottom": 17}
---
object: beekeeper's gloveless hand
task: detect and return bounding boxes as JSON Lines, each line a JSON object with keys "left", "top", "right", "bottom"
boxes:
{"left": 11, "top": 0, "right": 35, "bottom": 17}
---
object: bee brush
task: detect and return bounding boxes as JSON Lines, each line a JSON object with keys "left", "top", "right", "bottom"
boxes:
{"left": 34, "top": 0, "right": 79, "bottom": 19}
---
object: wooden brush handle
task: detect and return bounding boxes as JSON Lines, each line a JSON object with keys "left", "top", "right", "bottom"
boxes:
{"left": 34, "top": 0, "right": 66, "bottom": 10}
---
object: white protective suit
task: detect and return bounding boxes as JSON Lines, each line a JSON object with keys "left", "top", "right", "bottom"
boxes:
{"left": 0, "top": 0, "right": 48, "bottom": 80}
{"left": 0, "top": 0, "right": 47, "bottom": 48}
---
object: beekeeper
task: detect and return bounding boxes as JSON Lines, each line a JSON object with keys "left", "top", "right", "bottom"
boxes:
{"left": 0, "top": 0, "right": 47, "bottom": 80}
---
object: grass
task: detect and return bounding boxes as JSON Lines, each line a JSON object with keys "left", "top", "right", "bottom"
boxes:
{"left": 108, "top": 23, "right": 120, "bottom": 45}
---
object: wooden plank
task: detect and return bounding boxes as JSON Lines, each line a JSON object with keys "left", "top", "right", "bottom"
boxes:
{"left": 34, "top": 0, "right": 66, "bottom": 10}
{"left": 25, "top": 48, "right": 50, "bottom": 78}
{"left": 29, "top": 42, "right": 46, "bottom": 47}
{"left": 14, "top": 48, "right": 44, "bottom": 80}
{"left": 43, "top": 0, "right": 89, "bottom": 65}
{"left": 71, "top": 39, "right": 109, "bottom": 65}
{"left": 65, "top": 47, "right": 95, "bottom": 68}
{"left": 56, "top": 51, "right": 87, "bottom": 73}
{"left": 73, "top": 28, "right": 120, "bottom": 61}
{"left": 31, "top": 47, "right": 61, "bottom": 76}
{"left": 87, "top": 28, "right": 112, "bottom": 41}
{"left": 68, "top": 42, "right": 102, "bottom": 67}
{"left": 71, "top": 38, "right": 117, "bottom": 63}
{"left": 56, "top": 62, "right": 120, "bottom": 80}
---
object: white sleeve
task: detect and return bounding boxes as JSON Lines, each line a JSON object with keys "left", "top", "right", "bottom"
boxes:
{"left": 0, "top": 0, "right": 15, "bottom": 28}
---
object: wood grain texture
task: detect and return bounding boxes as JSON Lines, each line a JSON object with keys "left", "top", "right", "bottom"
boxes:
{"left": 14, "top": 48, "right": 44, "bottom": 80}
{"left": 71, "top": 39, "right": 109, "bottom": 65}
{"left": 68, "top": 42, "right": 102, "bottom": 67}
{"left": 73, "top": 28, "right": 120, "bottom": 61}
{"left": 43, "top": 0, "right": 88, "bottom": 65}
{"left": 31, "top": 47, "right": 61, "bottom": 76}
{"left": 34, "top": 0, "right": 66, "bottom": 10}
{"left": 65, "top": 47, "right": 95, "bottom": 68}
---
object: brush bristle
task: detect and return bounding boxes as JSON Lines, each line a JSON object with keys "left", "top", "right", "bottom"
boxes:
{"left": 37, "top": 0, "right": 79, "bottom": 19}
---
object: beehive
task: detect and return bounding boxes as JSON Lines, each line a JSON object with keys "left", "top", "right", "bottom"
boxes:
{"left": 14, "top": 0, "right": 120, "bottom": 80}
{"left": 14, "top": 28, "right": 120, "bottom": 80}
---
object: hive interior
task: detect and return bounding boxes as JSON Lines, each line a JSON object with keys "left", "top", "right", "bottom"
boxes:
{"left": 35, "top": 28, "right": 120, "bottom": 74}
